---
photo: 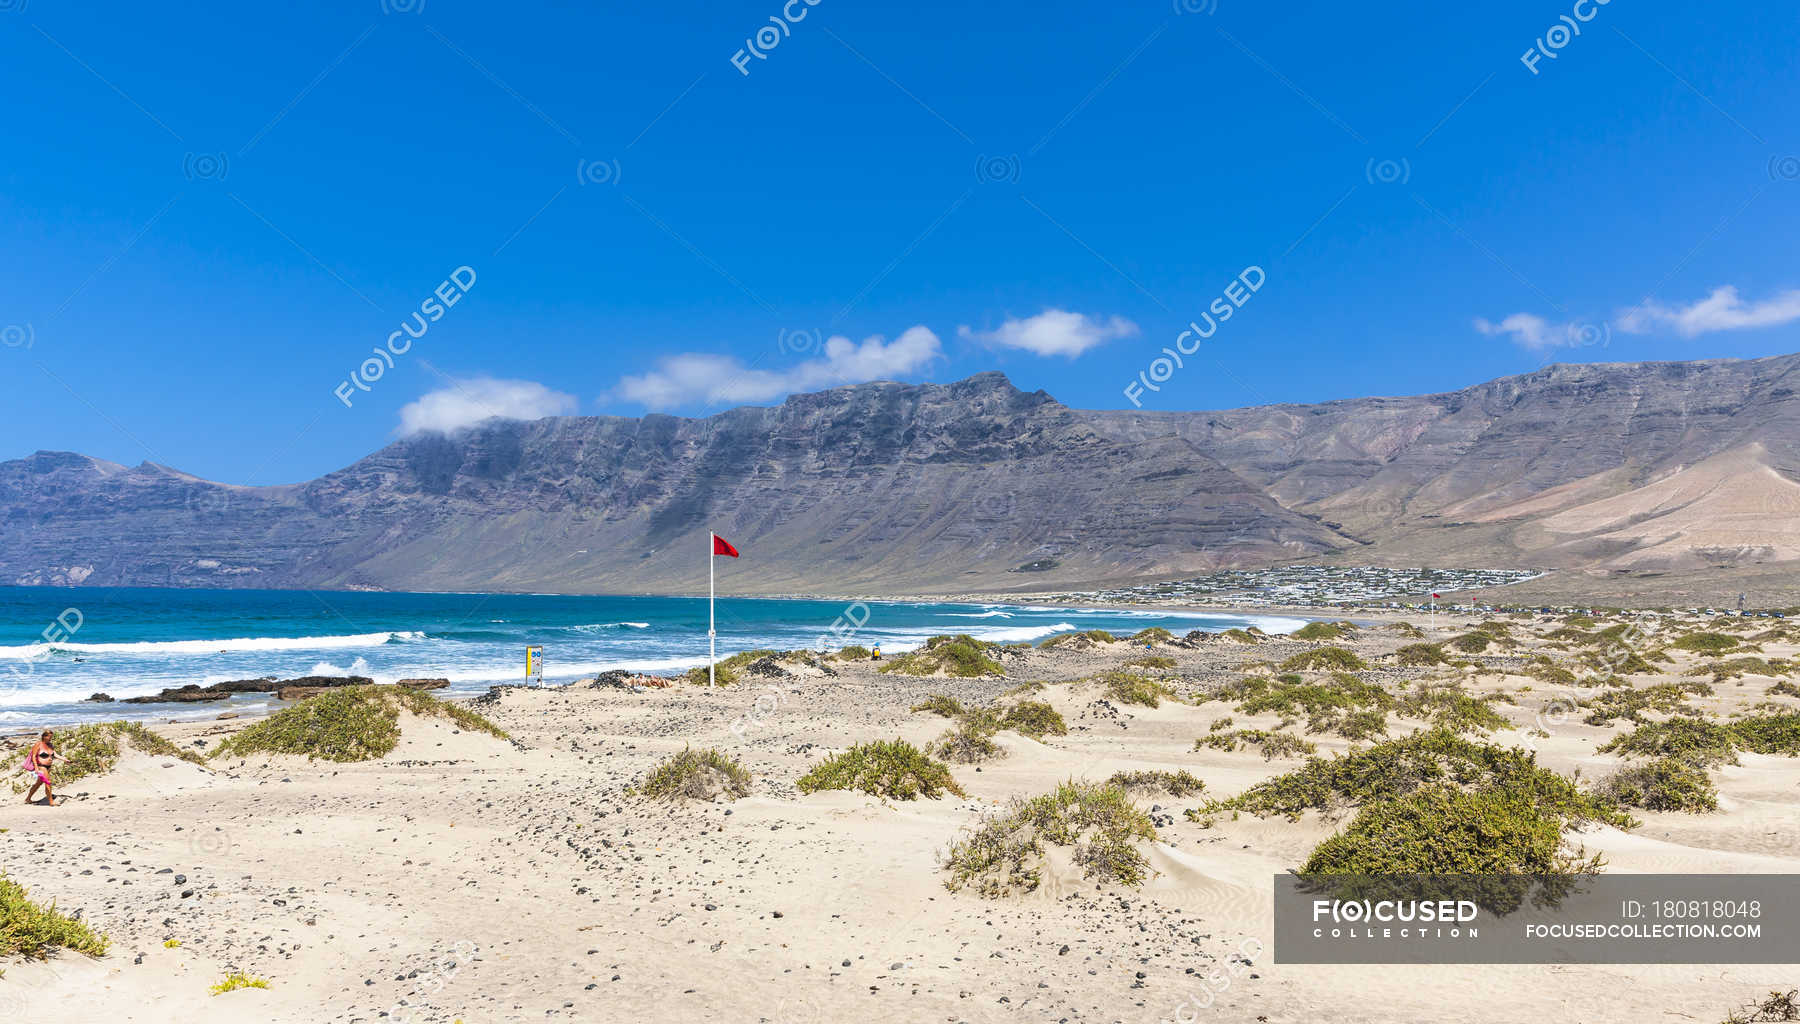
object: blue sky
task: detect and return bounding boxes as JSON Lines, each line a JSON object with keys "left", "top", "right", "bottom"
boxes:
{"left": 2, "top": 0, "right": 1796, "bottom": 483}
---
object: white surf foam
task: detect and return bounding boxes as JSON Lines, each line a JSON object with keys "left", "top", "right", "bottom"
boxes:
{"left": 0, "top": 631, "right": 426, "bottom": 659}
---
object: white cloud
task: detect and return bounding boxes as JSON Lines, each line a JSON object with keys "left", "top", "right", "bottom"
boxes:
{"left": 957, "top": 309, "right": 1139, "bottom": 358}
{"left": 1474, "top": 313, "right": 1560, "bottom": 350}
{"left": 612, "top": 326, "right": 943, "bottom": 411}
{"left": 399, "top": 378, "right": 578, "bottom": 435}
{"left": 1473, "top": 313, "right": 1613, "bottom": 351}
{"left": 1615, "top": 285, "right": 1800, "bottom": 337}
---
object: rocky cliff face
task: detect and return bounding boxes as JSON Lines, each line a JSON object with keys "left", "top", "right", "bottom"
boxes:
{"left": 1088, "top": 353, "right": 1800, "bottom": 571}
{"left": 7, "top": 356, "right": 1798, "bottom": 594}
{"left": 0, "top": 372, "right": 1345, "bottom": 593}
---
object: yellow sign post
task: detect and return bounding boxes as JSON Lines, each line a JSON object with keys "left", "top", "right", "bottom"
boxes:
{"left": 525, "top": 645, "right": 544, "bottom": 686}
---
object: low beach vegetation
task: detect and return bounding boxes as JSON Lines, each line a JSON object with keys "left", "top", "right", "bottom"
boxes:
{"left": 797, "top": 739, "right": 967, "bottom": 800}
{"left": 942, "top": 781, "right": 1156, "bottom": 897}
{"left": 0, "top": 873, "right": 109, "bottom": 958}
{"left": 210, "top": 685, "right": 507, "bottom": 763}
{"left": 638, "top": 747, "right": 752, "bottom": 801}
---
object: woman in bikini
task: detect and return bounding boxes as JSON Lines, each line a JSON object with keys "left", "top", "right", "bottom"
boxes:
{"left": 22, "top": 729, "right": 55, "bottom": 806}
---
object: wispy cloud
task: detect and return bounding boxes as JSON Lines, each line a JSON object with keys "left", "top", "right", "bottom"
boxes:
{"left": 399, "top": 378, "right": 578, "bottom": 435}
{"left": 1473, "top": 313, "right": 1603, "bottom": 351}
{"left": 1616, "top": 285, "right": 1800, "bottom": 337}
{"left": 957, "top": 309, "right": 1138, "bottom": 358}
{"left": 612, "top": 326, "right": 942, "bottom": 411}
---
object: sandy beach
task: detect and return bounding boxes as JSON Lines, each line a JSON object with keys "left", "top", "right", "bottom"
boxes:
{"left": 3, "top": 612, "right": 1797, "bottom": 1023}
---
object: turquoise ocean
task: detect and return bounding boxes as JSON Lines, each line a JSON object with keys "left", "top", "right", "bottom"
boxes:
{"left": 0, "top": 586, "right": 1309, "bottom": 725}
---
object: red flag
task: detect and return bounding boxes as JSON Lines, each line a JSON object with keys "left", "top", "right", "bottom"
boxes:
{"left": 712, "top": 535, "right": 740, "bottom": 558}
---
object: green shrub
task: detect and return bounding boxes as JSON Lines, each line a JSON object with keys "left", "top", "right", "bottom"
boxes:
{"left": 1526, "top": 659, "right": 1578, "bottom": 686}
{"left": 1236, "top": 672, "right": 1390, "bottom": 723}
{"left": 1394, "top": 643, "right": 1450, "bottom": 667}
{"left": 1291, "top": 622, "right": 1350, "bottom": 641}
{"left": 1197, "top": 729, "right": 1317, "bottom": 760}
{"left": 1386, "top": 621, "right": 1425, "bottom": 638}
{"left": 828, "top": 645, "right": 874, "bottom": 661}
{"left": 1041, "top": 629, "right": 1116, "bottom": 648}
{"left": 1220, "top": 628, "right": 1261, "bottom": 644}
{"left": 1280, "top": 647, "right": 1368, "bottom": 672}
{"left": 1003, "top": 680, "right": 1047, "bottom": 697}
{"left": 683, "top": 649, "right": 779, "bottom": 685}
{"left": 1108, "top": 769, "right": 1206, "bottom": 797}
{"left": 1100, "top": 672, "right": 1173, "bottom": 708}
{"left": 0, "top": 873, "right": 110, "bottom": 958}
{"left": 1397, "top": 686, "right": 1511, "bottom": 734}
{"left": 211, "top": 685, "right": 507, "bottom": 763}
{"left": 1300, "top": 787, "right": 1604, "bottom": 901}
{"left": 1672, "top": 633, "right": 1741, "bottom": 655}
{"left": 1596, "top": 758, "right": 1718, "bottom": 813}
{"left": 929, "top": 714, "right": 1006, "bottom": 764}
{"left": 638, "top": 747, "right": 752, "bottom": 801}
{"left": 881, "top": 635, "right": 1004, "bottom": 677}
{"left": 1335, "top": 708, "right": 1390, "bottom": 741}
{"left": 1765, "top": 681, "right": 1800, "bottom": 698}
{"left": 1582, "top": 682, "right": 1708, "bottom": 725}
{"left": 1728, "top": 712, "right": 1800, "bottom": 757}
{"left": 1123, "top": 654, "right": 1176, "bottom": 670}
{"left": 1194, "top": 729, "right": 1630, "bottom": 828}
{"left": 1129, "top": 627, "right": 1175, "bottom": 644}
{"left": 942, "top": 781, "right": 1155, "bottom": 897}
{"left": 910, "top": 694, "right": 966, "bottom": 718}
{"left": 209, "top": 971, "right": 271, "bottom": 995}
{"left": 1690, "top": 657, "right": 1792, "bottom": 681}
{"left": 797, "top": 740, "right": 967, "bottom": 800}
{"left": 1598, "top": 719, "right": 1739, "bottom": 768}
{"left": 1449, "top": 632, "right": 1492, "bottom": 654}
{"left": 999, "top": 700, "right": 1067, "bottom": 739}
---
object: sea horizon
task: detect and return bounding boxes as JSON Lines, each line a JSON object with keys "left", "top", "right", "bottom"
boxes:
{"left": 0, "top": 585, "right": 1311, "bottom": 725}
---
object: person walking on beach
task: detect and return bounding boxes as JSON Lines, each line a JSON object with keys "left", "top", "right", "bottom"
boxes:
{"left": 22, "top": 730, "right": 56, "bottom": 806}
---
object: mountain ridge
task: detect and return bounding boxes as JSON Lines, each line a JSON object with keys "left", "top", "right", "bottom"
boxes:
{"left": 6, "top": 355, "right": 1798, "bottom": 594}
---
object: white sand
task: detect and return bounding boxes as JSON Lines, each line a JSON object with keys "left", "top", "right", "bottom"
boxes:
{"left": 2, "top": 618, "right": 1797, "bottom": 1022}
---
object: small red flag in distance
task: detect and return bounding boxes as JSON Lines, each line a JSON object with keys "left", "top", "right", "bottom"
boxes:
{"left": 1432, "top": 593, "right": 1440, "bottom": 599}
{"left": 713, "top": 535, "right": 740, "bottom": 558}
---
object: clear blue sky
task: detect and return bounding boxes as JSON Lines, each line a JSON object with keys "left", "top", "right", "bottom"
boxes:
{"left": 3, "top": 0, "right": 1796, "bottom": 483}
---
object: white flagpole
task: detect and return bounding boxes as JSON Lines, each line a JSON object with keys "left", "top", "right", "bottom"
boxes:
{"left": 708, "top": 531, "right": 716, "bottom": 688}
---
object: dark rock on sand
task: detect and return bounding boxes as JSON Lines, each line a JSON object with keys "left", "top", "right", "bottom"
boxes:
{"left": 83, "top": 692, "right": 115, "bottom": 703}
{"left": 125, "top": 675, "right": 372, "bottom": 704}
{"left": 394, "top": 678, "right": 450, "bottom": 690}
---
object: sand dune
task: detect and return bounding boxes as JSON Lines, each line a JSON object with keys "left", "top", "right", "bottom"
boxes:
{"left": 2, "top": 617, "right": 1798, "bottom": 1022}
